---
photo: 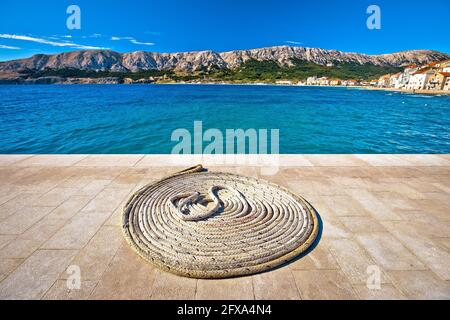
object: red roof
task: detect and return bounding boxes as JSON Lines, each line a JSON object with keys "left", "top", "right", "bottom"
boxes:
{"left": 440, "top": 72, "right": 450, "bottom": 77}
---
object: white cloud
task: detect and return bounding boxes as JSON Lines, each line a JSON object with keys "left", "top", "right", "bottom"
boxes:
{"left": 130, "top": 39, "right": 155, "bottom": 46}
{"left": 0, "top": 44, "right": 20, "bottom": 50}
{"left": 0, "top": 34, "right": 108, "bottom": 50}
{"left": 110, "top": 36, "right": 134, "bottom": 41}
{"left": 285, "top": 41, "right": 303, "bottom": 45}
{"left": 110, "top": 36, "right": 155, "bottom": 46}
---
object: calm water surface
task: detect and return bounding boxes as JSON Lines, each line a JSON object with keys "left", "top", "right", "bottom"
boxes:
{"left": 0, "top": 84, "right": 449, "bottom": 153}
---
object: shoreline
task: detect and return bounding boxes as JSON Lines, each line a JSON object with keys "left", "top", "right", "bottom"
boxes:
{"left": 1, "top": 78, "right": 449, "bottom": 95}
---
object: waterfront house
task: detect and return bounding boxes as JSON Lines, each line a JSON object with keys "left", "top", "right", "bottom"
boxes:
{"left": 318, "top": 77, "right": 330, "bottom": 86}
{"left": 406, "top": 68, "right": 433, "bottom": 90}
{"left": 275, "top": 80, "right": 293, "bottom": 85}
{"left": 389, "top": 73, "right": 401, "bottom": 88}
{"left": 425, "top": 70, "right": 447, "bottom": 90}
{"left": 442, "top": 73, "right": 450, "bottom": 90}
{"left": 329, "top": 79, "right": 341, "bottom": 86}
{"left": 377, "top": 74, "right": 391, "bottom": 88}
{"left": 306, "top": 76, "right": 318, "bottom": 85}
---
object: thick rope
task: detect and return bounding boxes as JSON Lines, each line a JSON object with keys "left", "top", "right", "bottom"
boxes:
{"left": 122, "top": 165, "right": 318, "bottom": 279}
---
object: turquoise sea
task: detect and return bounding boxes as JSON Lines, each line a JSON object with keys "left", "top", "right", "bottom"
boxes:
{"left": 0, "top": 84, "right": 449, "bottom": 154}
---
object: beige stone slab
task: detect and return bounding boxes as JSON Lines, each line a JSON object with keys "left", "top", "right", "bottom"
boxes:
{"left": 322, "top": 195, "right": 369, "bottom": 217}
{"left": 33, "top": 187, "right": 79, "bottom": 207}
{"left": 74, "top": 155, "right": 144, "bottom": 167}
{"left": 15, "top": 155, "right": 87, "bottom": 167}
{"left": 74, "top": 179, "right": 112, "bottom": 196}
{"left": 327, "top": 238, "right": 390, "bottom": 285}
{"left": 338, "top": 216, "right": 387, "bottom": 233}
{"left": 42, "top": 279, "right": 98, "bottom": 300}
{"left": 0, "top": 193, "right": 42, "bottom": 221}
{"left": 81, "top": 188, "right": 131, "bottom": 213}
{"left": 345, "top": 189, "right": 402, "bottom": 220}
{"left": 0, "top": 258, "right": 23, "bottom": 282}
{"left": 0, "top": 234, "right": 16, "bottom": 250}
{"left": 303, "top": 155, "right": 369, "bottom": 167}
{"left": 353, "top": 284, "right": 406, "bottom": 300}
{"left": 89, "top": 245, "right": 156, "bottom": 300}
{"left": 0, "top": 206, "right": 54, "bottom": 235}
{"left": 292, "top": 270, "right": 357, "bottom": 300}
{"left": 0, "top": 218, "right": 66, "bottom": 259}
{"left": 356, "top": 233, "right": 426, "bottom": 271}
{"left": 0, "top": 249, "right": 76, "bottom": 299}
{"left": 289, "top": 241, "right": 339, "bottom": 270}
{"left": 382, "top": 222, "right": 450, "bottom": 280}
{"left": 387, "top": 270, "right": 450, "bottom": 299}
{"left": 395, "top": 212, "right": 450, "bottom": 238}
{"left": 42, "top": 211, "right": 111, "bottom": 250}
{"left": 0, "top": 155, "right": 33, "bottom": 166}
{"left": 321, "top": 217, "right": 352, "bottom": 239}
{"left": 252, "top": 267, "right": 300, "bottom": 300}
{"left": 45, "top": 195, "right": 93, "bottom": 220}
{"left": 60, "top": 226, "right": 122, "bottom": 280}
{"left": 355, "top": 154, "right": 413, "bottom": 166}
{"left": 396, "top": 154, "right": 450, "bottom": 166}
{"left": 196, "top": 277, "right": 254, "bottom": 300}
{"left": 150, "top": 269, "right": 197, "bottom": 300}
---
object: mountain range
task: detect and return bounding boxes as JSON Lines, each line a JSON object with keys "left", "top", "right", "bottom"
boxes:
{"left": 1, "top": 46, "right": 449, "bottom": 73}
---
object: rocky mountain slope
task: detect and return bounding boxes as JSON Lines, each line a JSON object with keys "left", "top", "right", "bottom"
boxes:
{"left": 0, "top": 46, "right": 449, "bottom": 73}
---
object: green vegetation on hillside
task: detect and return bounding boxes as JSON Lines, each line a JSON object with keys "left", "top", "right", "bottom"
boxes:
{"left": 21, "top": 59, "right": 402, "bottom": 83}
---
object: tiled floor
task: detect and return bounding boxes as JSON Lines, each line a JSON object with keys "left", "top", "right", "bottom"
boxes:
{"left": 0, "top": 154, "right": 449, "bottom": 300}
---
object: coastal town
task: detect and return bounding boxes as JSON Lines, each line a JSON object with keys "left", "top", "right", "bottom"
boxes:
{"left": 280, "top": 60, "right": 450, "bottom": 93}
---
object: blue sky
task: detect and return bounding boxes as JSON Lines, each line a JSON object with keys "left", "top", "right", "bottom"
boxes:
{"left": 0, "top": 0, "right": 449, "bottom": 61}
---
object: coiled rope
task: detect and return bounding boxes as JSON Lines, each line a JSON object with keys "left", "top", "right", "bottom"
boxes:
{"left": 122, "top": 165, "right": 318, "bottom": 278}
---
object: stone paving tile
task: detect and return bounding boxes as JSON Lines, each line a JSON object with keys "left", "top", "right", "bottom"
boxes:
{"left": 81, "top": 188, "right": 131, "bottom": 213}
{"left": 382, "top": 222, "right": 450, "bottom": 280}
{"left": 321, "top": 195, "right": 369, "bottom": 217}
{"left": 0, "top": 218, "right": 66, "bottom": 259}
{"left": 74, "top": 155, "right": 144, "bottom": 167}
{"left": 196, "top": 277, "right": 254, "bottom": 300}
{"left": 289, "top": 241, "right": 339, "bottom": 270}
{"left": 45, "top": 195, "right": 93, "bottom": 221}
{"left": 0, "top": 155, "right": 33, "bottom": 166}
{"left": 42, "top": 211, "right": 111, "bottom": 250}
{"left": 395, "top": 212, "right": 450, "bottom": 238}
{"left": 355, "top": 154, "right": 413, "bottom": 166}
{"left": 89, "top": 245, "right": 156, "bottom": 300}
{"left": 303, "top": 155, "right": 368, "bottom": 167}
{"left": 33, "top": 187, "right": 79, "bottom": 207}
{"left": 0, "top": 249, "right": 76, "bottom": 299}
{"left": 387, "top": 270, "right": 450, "bottom": 299}
{"left": 353, "top": 284, "right": 407, "bottom": 300}
{"left": 0, "top": 234, "right": 16, "bottom": 250}
{"left": 345, "top": 189, "right": 402, "bottom": 221}
{"left": 327, "top": 239, "right": 390, "bottom": 285}
{"left": 355, "top": 233, "right": 427, "bottom": 271}
{"left": 252, "top": 268, "right": 301, "bottom": 300}
{"left": 398, "top": 154, "right": 450, "bottom": 166}
{"left": 150, "top": 269, "right": 197, "bottom": 300}
{"left": 0, "top": 258, "right": 24, "bottom": 282}
{"left": 0, "top": 206, "right": 55, "bottom": 235}
{"left": 15, "top": 155, "right": 87, "bottom": 167}
{"left": 338, "top": 216, "right": 387, "bottom": 233}
{"left": 292, "top": 270, "right": 357, "bottom": 300}
{"left": 59, "top": 226, "right": 122, "bottom": 281}
{"left": 321, "top": 217, "right": 352, "bottom": 239}
{"left": 0, "top": 193, "right": 42, "bottom": 221}
{"left": 74, "top": 179, "right": 112, "bottom": 196}
{"left": 42, "top": 279, "right": 98, "bottom": 300}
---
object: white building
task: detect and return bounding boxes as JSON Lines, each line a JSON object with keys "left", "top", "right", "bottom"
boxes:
{"left": 306, "top": 76, "right": 318, "bottom": 85}
{"left": 406, "top": 69, "right": 434, "bottom": 90}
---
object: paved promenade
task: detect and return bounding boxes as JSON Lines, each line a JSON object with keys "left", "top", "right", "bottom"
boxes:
{"left": 0, "top": 154, "right": 449, "bottom": 300}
